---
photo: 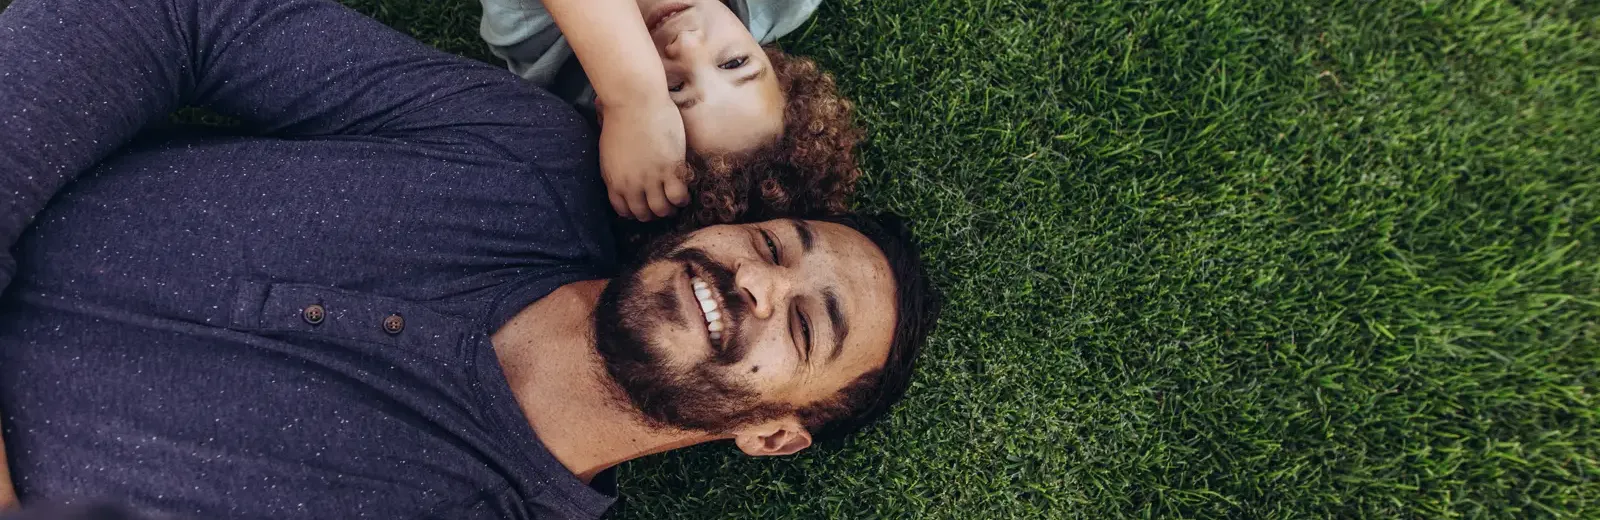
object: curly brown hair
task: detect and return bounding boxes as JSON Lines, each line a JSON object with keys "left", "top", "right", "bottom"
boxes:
{"left": 617, "top": 47, "right": 863, "bottom": 247}
{"left": 679, "top": 46, "right": 863, "bottom": 226}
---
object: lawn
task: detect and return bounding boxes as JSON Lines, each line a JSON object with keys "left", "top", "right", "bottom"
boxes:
{"left": 10, "top": 0, "right": 1593, "bottom": 517}
{"left": 336, "top": 0, "right": 1599, "bottom": 518}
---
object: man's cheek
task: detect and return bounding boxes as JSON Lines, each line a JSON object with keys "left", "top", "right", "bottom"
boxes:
{"left": 733, "top": 341, "right": 795, "bottom": 379}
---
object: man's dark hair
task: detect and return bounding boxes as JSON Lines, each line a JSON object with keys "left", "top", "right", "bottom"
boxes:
{"left": 792, "top": 212, "right": 941, "bottom": 443}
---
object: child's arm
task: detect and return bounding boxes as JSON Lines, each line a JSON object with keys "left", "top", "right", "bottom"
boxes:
{"left": 1, "top": 415, "right": 16, "bottom": 510}
{"left": 543, "top": 0, "right": 690, "bottom": 221}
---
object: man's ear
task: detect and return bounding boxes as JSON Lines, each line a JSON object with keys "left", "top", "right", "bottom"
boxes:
{"left": 732, "top": 417, "right": 813, "bottom": 457}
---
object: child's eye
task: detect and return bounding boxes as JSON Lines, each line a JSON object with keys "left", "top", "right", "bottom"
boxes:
{"left": 718, "top": 56, "right": 748, "bottom": 70}
{"left": 668, "top": 82, "right": 684, "bottom": 93}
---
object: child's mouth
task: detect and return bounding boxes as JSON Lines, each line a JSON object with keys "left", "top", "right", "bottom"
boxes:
{"left": 646, "top": 3, "right": 693, "bottom": 34}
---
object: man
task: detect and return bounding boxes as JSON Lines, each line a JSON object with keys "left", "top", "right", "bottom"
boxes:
{"left": 0, "top": 0, "right": 940, "bottom": 518}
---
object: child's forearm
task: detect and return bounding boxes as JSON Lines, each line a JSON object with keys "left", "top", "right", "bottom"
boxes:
{"left": 0, "top": 414, "right": 15, "bottom": 509}
{"left": 542, "top": 0, "right": 670, "bottom": 110}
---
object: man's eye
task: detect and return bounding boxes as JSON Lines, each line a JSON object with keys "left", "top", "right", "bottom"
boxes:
{"left": 762, "top": 230, "right": 780, "bottom": 264}
{"left": 668, "top": 82, "right": 684, "bottom": 93}
{"left": 719, "top": 56, "right": 748, "bottom": 70}
{"left": 799, "top": 312, "right": 813, "bottom": 359}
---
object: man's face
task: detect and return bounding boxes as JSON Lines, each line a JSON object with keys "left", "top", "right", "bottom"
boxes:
{"left": 595, "top": 219, "right": 895, "bottom": 435}
{"left": 636, "top": 0, "right": 785, "bottom": 155}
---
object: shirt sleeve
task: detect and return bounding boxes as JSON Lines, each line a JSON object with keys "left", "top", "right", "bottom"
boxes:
{"left": 0, "top": 0, "right": 582, "bottom": 293}
{"left": 733, "top": 0, "right": 823, "bottom": 44}
{"left": 478, "top": 0, "right": 571, "bottom": 86}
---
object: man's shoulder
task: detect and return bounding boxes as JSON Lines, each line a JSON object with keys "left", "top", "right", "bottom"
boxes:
{"left": 471, "top": 86, "right": 616, "bottom": 274}
{"left": 457, "top": 81, "right": 597, "bottom": 168}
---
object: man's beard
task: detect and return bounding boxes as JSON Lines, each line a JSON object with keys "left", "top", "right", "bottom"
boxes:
{"left": 594, "top": 232, "right": 792, "bottom": 433}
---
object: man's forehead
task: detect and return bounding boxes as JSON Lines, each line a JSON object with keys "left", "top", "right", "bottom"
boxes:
{"left": 782, "top": 219, "right": 873, "bottom": 258}
{"left": 793, "top": 219, "right": 895, "bottom": 366}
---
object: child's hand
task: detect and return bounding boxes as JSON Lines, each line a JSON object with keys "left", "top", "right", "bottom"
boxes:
{"left": 601, "top": 98, "right": 691, "bottom": 221}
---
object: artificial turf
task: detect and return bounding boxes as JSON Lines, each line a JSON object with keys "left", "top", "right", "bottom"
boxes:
{"left": 296, "top": 0, "right": 1600, "bottom": 517}
{"left": 8, "top": 0, "right": 1596, "bottom": 517}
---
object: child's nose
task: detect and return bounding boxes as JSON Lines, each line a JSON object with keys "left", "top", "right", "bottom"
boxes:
{"left": 665, "top": 30, "right": 704, "bottom": 58}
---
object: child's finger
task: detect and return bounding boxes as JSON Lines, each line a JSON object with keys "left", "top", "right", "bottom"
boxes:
{"left": 664, "top": 179, "right": 690, "bottom": 207}
{"left": 646, "top": 186, "right": 675, "bottom": 218}
{"left": 626, "top": 191, "right": 656, "bottom": 222}
{"left": 609, "top": 192, "right": 631, "bottom": 219}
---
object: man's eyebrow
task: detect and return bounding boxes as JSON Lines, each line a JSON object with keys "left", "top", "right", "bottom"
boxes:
{"left": 674, "top": 97, "right": 700, "bottom": 110}
{"left": 790, "top": 219, "right": 814, "bottom": 253}
{"left": 825, "top": 289, "right": 848, "bottom": 363}
{"left": 735, "top": 66, "right": 768, "bottom": 87}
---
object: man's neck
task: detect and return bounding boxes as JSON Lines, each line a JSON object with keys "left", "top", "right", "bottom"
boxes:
{"left": 490, "top": 279, "right": 713, "bottom": 483}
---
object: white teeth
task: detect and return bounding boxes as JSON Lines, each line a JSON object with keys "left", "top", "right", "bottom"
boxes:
{"left": 690, "top": 277, "right": 726, "bottom": 341}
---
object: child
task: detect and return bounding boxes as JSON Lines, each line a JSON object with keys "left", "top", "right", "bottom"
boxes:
{"left": 479, "top": 0, "right": 862, "bottom": 228}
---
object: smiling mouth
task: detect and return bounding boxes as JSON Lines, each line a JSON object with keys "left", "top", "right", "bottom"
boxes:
{"left": 684, "top": 264, "right": 727, "bottom": 346}
{"left": 647, "top": 3, "right": 693, "bottom": 33}
{"left": 692, "top": 277, "right": 724, "bottom": 341}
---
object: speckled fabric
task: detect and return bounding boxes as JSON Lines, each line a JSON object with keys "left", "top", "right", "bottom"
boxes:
{"left": 0, "top": 0, "right": 620, "bottom": 518}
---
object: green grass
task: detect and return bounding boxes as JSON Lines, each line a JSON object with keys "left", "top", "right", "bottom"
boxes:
{"left": 168, "top": 0, "right": 1600, "bottom": 517}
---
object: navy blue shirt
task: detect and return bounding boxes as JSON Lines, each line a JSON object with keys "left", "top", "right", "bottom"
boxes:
{"left": 0, "top": 0, "right": 620, "bottom": 517}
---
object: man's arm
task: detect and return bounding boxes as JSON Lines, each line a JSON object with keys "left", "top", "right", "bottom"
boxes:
{"left": 0, "top": 0, "right": 581, "bottom": 292}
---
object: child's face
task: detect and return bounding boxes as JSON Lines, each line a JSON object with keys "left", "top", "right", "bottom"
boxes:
{"left": 640, "top": 0, "right": 785, "bottom": 155}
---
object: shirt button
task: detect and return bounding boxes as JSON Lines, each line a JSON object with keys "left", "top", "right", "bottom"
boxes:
{"left": 383, "top": 313, "right": 405, "bottom": 335}
{"left": 302, "top": 304, "right": 326, "bottom": 325}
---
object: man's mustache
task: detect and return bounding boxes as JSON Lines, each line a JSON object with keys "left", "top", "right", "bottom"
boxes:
{"left": 667, "top": 247, "right": 750, "bottom": 365}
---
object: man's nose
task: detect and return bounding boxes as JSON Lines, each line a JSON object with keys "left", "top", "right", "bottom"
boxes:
{"left": 735, "top": 262, "right": 792, "bottom": 321}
